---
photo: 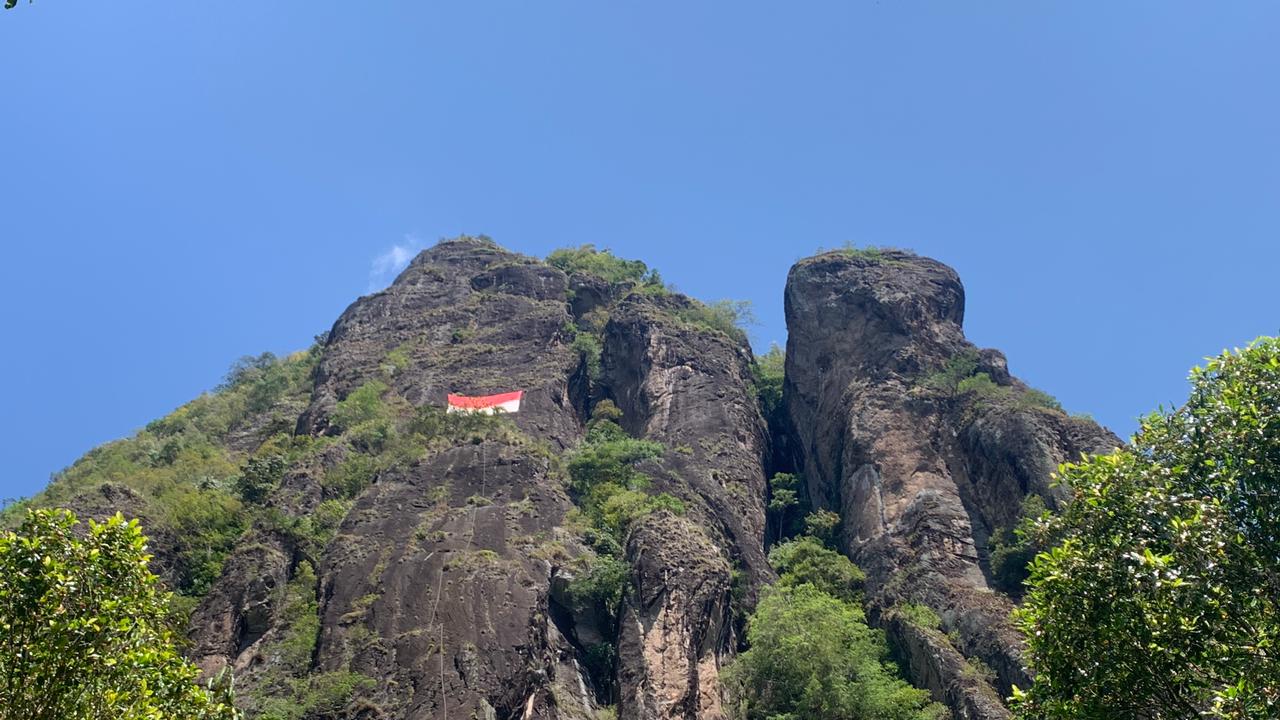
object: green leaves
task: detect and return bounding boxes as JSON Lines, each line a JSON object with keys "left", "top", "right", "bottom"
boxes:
{"left": 0, "top": 508, "right": 241, "bottom": 720}
{"left": 767, "top": 536, "right": 865, "bottom": 603}
{"left": 723, "top": 584, "right": 944, "bottom": 720}
{"left": 726, "top": 514, "right": 941, "bottom": 720}
{"left": 547, "top": 244, "right": 664, "bottom": 288}
{"left": 1014, "top": 337, "right": 1280, "bottom": 719}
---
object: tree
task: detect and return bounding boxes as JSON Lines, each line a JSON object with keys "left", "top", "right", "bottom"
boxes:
{"left": 768, "top": 536, "right": 865, "bottom": 603}
{"left": 766, "top": 472, "right": 800, "bottom": 542}
{"left": 724, "top": 584, "right": 944, "bottom": 720}
{"left": 752, "top": 344, "right": 786, "bottom": 425}
{"left": 1014, "top": 337, "right": 1280, "bottom": 719}
{"left": 0, "top": 508, "right": 241, "bottom": 720}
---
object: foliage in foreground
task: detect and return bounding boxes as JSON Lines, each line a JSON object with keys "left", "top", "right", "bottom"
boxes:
{"left": 0, "top": 509, "right": 240, "bottom": 720}
{"left": 1014, "top": 337, "right": 1280, "bottom": 719}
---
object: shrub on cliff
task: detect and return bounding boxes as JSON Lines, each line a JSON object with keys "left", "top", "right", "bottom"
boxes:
{"left": 1014, "top": 338, "right": 1280, "bottom": 719}
{"left": 727, "top": 512, "right": 943, "bottom": 720}
{"left": 547, "top": 244, "right": 663, "bottom": 287}
{"left": 987, "top": 494, "right": 1049, "bottom": 594}
{"left": 724, "top": 584, "right": 945, "bottom": 720}
{"left": 768, "top": 536, "right": 865, "bottom": 603}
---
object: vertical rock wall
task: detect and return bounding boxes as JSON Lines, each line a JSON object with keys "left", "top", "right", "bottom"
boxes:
{"left": 783, "top": 250, "right": 1118, "bottom": 720}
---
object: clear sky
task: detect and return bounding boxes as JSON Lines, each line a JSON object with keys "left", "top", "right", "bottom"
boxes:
{"left": 2, "top": 2, "right": 1277, "bottom": 501}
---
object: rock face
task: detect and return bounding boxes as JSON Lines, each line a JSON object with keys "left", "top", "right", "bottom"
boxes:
{"left": 32, "top": 238, "right": 1125, "bottom": 720}
{"left": 186, "top": 238, "right": 770, "bottom": 720}
{"left": 783, "top": 249, "right": 1119, "bottom": 719}
{"left": 598, "top": 293, "right": 771, "bottom": 719}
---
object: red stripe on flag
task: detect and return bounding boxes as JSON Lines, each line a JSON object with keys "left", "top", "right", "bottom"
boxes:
{"left": 447, "top": 390, "right": 524, "bottom": 409}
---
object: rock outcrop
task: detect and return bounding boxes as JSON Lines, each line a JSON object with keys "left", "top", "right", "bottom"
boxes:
{"left": 783, "top": 249, "right": 1118, "bottom": 719}
{"left": 25, "top": 238, "right": 1126, "bottom": 720}
{"left": 189, "top": 238, "right": 771, "bottom": 720}
{"left": 598, "top": 293, "right": 771, "bottom": 719}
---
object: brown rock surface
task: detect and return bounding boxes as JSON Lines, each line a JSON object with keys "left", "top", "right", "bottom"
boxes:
{"left": 783, "top": 249, "right": 1118, "bottom": 719}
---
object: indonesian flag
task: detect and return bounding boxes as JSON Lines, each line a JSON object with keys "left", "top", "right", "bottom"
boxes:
{"left": 446, "top": 390, "right": 524, "bottom": 415}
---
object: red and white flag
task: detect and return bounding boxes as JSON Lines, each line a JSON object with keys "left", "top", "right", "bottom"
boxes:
{"left": 446, "top": 390, "right": 524, "bottom": 415}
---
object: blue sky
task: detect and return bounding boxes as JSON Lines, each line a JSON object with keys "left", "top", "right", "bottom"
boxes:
{"left": 2, "top": 2, "right": 1277, "bottom": 500}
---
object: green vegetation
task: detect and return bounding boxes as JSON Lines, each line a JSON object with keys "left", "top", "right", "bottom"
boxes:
{"left": 811, "top": 242, "right": 906, "bottom": 264}
{"left": 672, "top": 299, "right": 754, "bottom": 341}
{"left": 562, "top": 402, "right": 685, "bottom": 698}
{"left": 752, "top": 344, "right": 786, "bottom": 424}
{"left": 766, "top": 472, "right": 801, "bottom": 542}
{"left": 803, "top": 508, "right": 841, "bottom": 547}
{"left": 986, "top": 494, "right": 1048, "bottom": 594}
{"left": 247, "top": 559, "right": 376, "bottom": 720}
{"left": 922, "top": 348, "right": 1064, "bottom": 412}
{"left": 725, "top": 513, "right": 944, "bottom": 720}
{"left": 895, "top": 602, "right": 942, "bottom": 632}
{"left": 236, "top": 453, "right": 286, "bottom": 503}
{"left": 567, "top": 322, "right": 605, "bottom": 383}
{"left": 768, "top": 536, "right": 864, "bottom": 603}
{"left": 922, "top": 349, "right": 981, "bottom": 396}
{"left": 318, "top": 383, "right": 520, "bottom": 501}
{"left": 838, "top": 243, "right": 889, "bottom": 262}
{"left": 1014, "top": 338, "right": 1280, "bottom": 719}
{"left": 566, "top": 412, "right": 670, "bottom": 546}
{"left": 1, "top": 348, "right": 320, "bottom": 598}
{"left": 254, "top": 671, "right": 376, "bottom": 720}
{"left": 565, "top": 554, "right": 629, "bottom": 619}
{"left": 0, "top": 509, "right": 240, "bottom": 719}
{"left": 547, "top": 244, "right": 665, "bottom": 288}
{"left": 727, "top": 517, "right": 947, "bottom": 717}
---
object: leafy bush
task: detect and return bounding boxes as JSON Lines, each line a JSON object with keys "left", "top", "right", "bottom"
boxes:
{"left": 236, "top": 453, "right": 286, "bottom": 503}
{"left": 1014, "top": 338, "right": 1280, "bottom": 719}
{"left": 768, "top": 536, "right": 865, "bottom": 603}
{"left": 987, "top": 494, "right": 1049, "bottom": 594}
{"left": 0, "top": 509, "right": 241, "bottom": 719}
{"left": 955, "top": 372, "right": 1000, "bottom": 399}
{"left": 922, "top": 349, "right": 981, "bottom": 395}
{"left": 674, "top": 299, "right": 754, "bottom": 341}
{"left": 753, "top": 344, "right": 785, "bottom": 423}
{"left": 724, "top": 584, "right": 945, "bottom": 720}
{"left": 590, "top": 399, "right": 624, "bottom": 425}
{"left": 276, "top": 561, "right": 321, "bottom": 674}
{"left": 767, "top": 472, "right": 801, "bottom": 542}
{"left": 567, "top": 425, "right": 664, "bottom": 500}
{"left": 803, "top": 508, "right": 841, "bottom": 547}
{"left": 322, "top": 453, "right": 380, "bottom": 500}
{"left": 570, "top": 327, "right": 604, "bottom": 383}
{"left": 1016, "top": 387, "right": 1062, "bottom": 411}
{"left": 254, "top": 671, "right": 376, "bottom": 720}
{"left": 547, "top": 244, "right": 664, "bottom": 287}
{"left": 896, "top": 602, "right": 942, "bottom": 631}
{"left": 567, "top": 554, "right": 630, "bottom": 617}
{"left": 923, "top": 349, "right": 1066, "bottom": 414}
{"left": 329, "top": 381, "right": 391, "bottom": 433}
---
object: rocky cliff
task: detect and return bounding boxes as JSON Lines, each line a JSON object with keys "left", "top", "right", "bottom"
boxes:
{"left": 783, "top": 249, "right": 1118, "bottom": 719}
{"left": 18, "top": 238, "right": 1120, "bottom": 720}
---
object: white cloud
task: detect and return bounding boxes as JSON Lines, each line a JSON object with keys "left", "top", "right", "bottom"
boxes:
{"left": 368, "top": 235, "right": 423, "bottom": 291}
